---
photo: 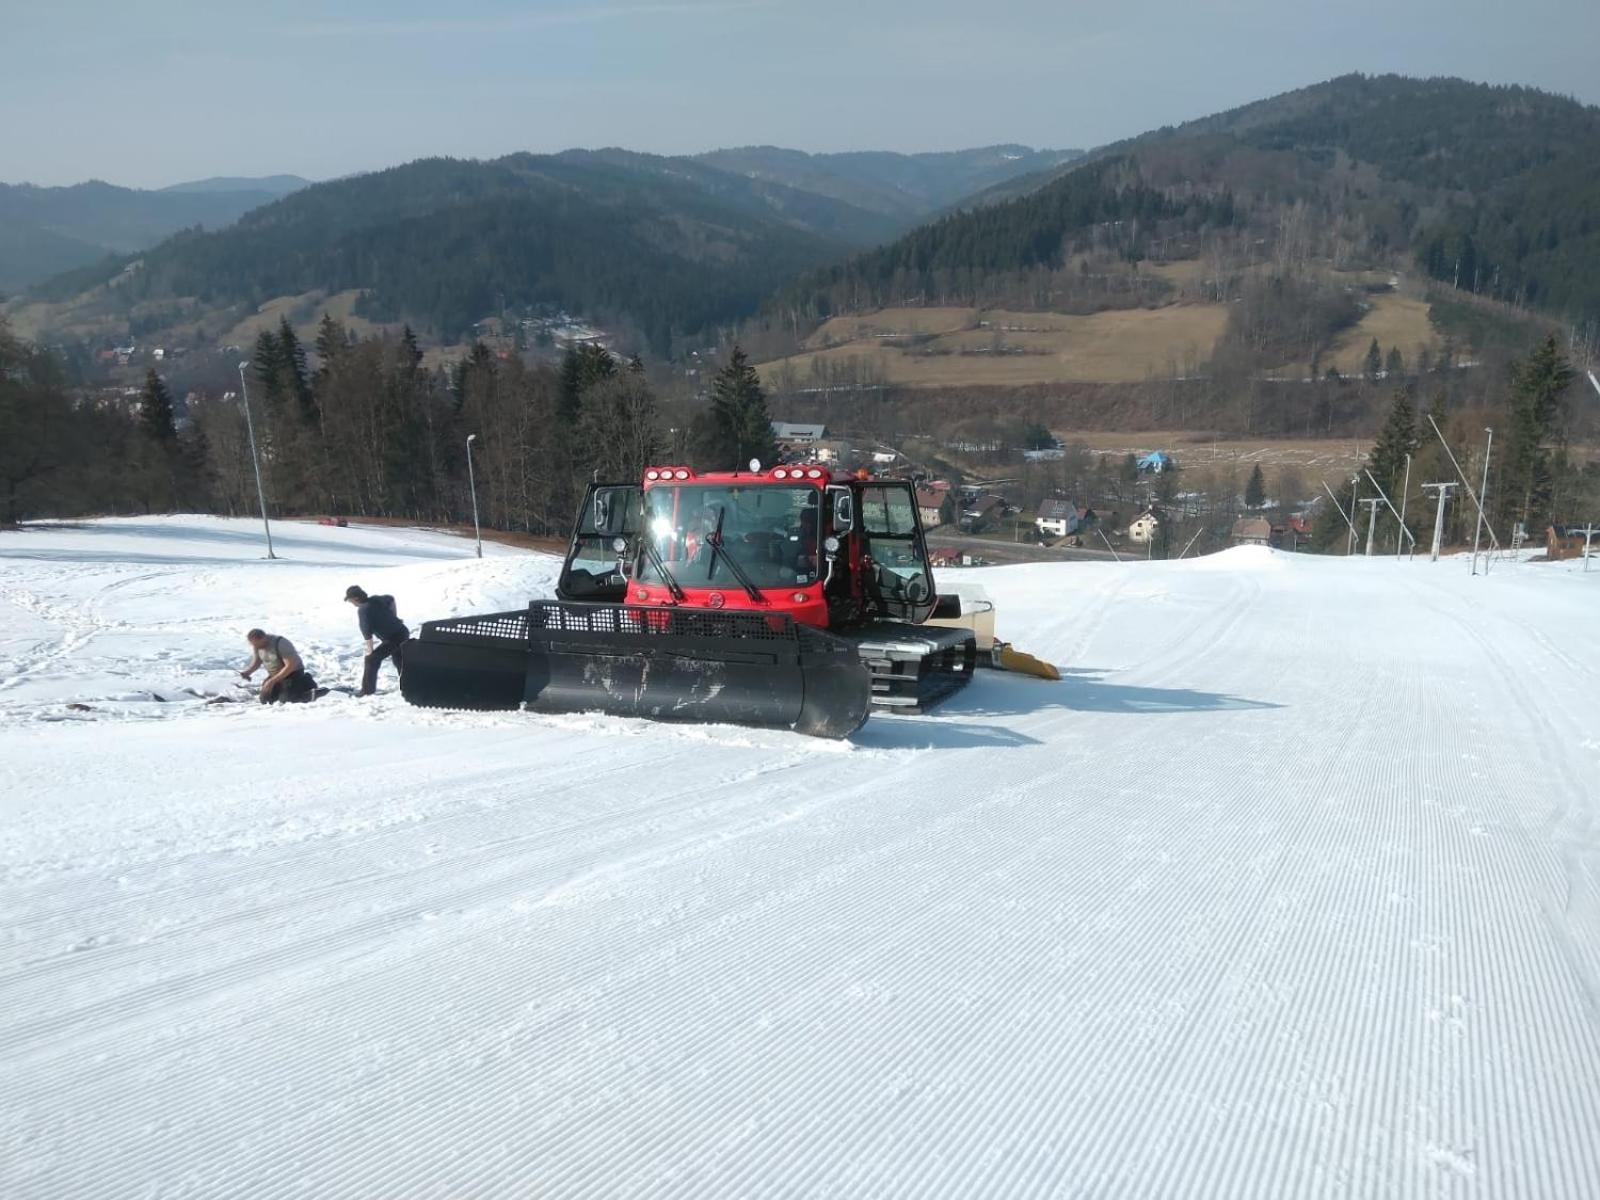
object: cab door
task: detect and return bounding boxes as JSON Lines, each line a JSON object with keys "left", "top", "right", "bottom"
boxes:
{"left": 855, "top": 480, "right": 938, "bottom": 624}
{"left": 556, "top": 483, "right": 641, "bottom": 603}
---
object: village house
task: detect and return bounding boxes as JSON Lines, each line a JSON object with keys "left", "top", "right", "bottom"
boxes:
{"left": 1272, "top": 515, "right": 1313, "bottom": 551}
{"left": 916, "top": 487, "right": 953, "bottom": 529}
{"left": 771, "top": 422, "right": 826, "bottom": 446}
{"left": 1127, "top": 508, "right": 1162, "bottom": 544}
{"left": 1035, "top": 498, "right": 1080, "bottom": 539}
{"left": 1231, "top": 517, "right": 1273, "bottom": 547}
{"left": 960, "top": 494, "right": 1004, "bottom": 533}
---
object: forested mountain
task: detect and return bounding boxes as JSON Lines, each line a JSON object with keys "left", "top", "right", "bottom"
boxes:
{"left": 160, "top": 175, "right": 310, "bottom": 196}
{"left": 780, "top": 75, "right": 1600, "bottom": 328}
{"left": 0, "top": 179, "right": 301, "bottom": 292}
{"left": 24, "top": 151, "right": 923, "bottom": 354}
{"left": 695, "top": 145, "right": 1082, "bottom": 220}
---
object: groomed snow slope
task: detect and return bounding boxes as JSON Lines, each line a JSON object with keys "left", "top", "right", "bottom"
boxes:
{"left": 3, "top": 517, "right": 1599, "bottom": 1198}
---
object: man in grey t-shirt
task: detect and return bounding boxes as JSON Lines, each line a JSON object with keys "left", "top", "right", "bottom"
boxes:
{"left": 240, "top": 629, "right": 316, "bottom": 704}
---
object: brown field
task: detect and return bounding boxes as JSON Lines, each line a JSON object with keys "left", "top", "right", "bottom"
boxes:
{"left": 806, "top": 307, "right": 979, "bottom": 347}
{"left": 1144, "top": 260, "right": 1210, "bottom": 287}
{"left": 764, "top": 304, "right": 1231, "bottom": 387}
{"left": 1052, "top": 430, "right": 1371, "bottom": 481}
{"left": 1267, "top": 291, "right": 1442, "bottom": 379}
{"left": 223, "top": 289, "right": 396, "bottom": 348}
{"left": 3, "top": 281, "right": 130, "bottom": 343}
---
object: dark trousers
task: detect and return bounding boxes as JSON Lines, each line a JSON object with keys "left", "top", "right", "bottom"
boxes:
{"left": 262, "top": 669, "right": 315, "bottom": 704}
{"left": 361, "top": 637, "right": 408, "bottom": 695}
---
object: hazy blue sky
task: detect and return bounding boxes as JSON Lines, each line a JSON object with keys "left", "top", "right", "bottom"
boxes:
{"left": 6, "top": 0, "right": 1599, "bottom": 188}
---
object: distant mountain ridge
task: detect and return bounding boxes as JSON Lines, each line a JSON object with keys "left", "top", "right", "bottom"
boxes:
{"left": 0, "top": 176, "right": 309, "bottom": 292}
{"left": 14, "top": 145, "right": 1068, "bottom": 352}
{"left": 160, "top": 175, "right": 310, "bottom": 196}
{"left": 695, "top": 144, "right": 1082, "bottom": 220}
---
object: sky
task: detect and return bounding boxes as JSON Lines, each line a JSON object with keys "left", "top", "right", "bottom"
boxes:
{"left": 5, "top": 0, "right": 1599, "bottom": 188}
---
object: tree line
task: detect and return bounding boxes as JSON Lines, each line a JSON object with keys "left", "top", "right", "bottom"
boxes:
{"left": 1314, "top": 336, "right": 1600, "bottom": 552}
{"left": 1, "top": 313, "right": 778, "bottom": 531}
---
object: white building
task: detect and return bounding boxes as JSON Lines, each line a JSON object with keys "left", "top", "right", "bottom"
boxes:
{"left": 1127, "top": 509, "right": 1161, "bottom": 544}
{"left": 771, "top": 422, "right": 826, "bottom": 445}
{"left": 1035, "top": 499, "right": 1079, "bottom": 539}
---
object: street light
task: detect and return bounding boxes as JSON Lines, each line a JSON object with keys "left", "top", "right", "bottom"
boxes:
{"left": 236, "top": 360, "right": 276, "bottom": 560}
{"left": 465, "top": 434, "right": 482, "bottom": 558}
{"left": 1472, "top": 427, "right": 1492, "bottom": 575}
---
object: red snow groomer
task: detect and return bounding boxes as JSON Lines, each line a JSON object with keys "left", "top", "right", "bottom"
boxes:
{"left": 400, "top": 463, "right": 1055, "bottom": 738}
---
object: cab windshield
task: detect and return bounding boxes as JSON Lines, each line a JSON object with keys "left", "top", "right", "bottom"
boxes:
{"left": 638, "top": 484, "right": 822, "bottom": 589}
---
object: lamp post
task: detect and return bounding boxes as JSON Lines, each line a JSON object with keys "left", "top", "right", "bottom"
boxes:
{"left": 465, "top": 434, "right": 482, "bottom": 558}
{"left": 236, "top": 361, "right": 276, "bottom": 560}
{"left": 1472, "top": 427, "right": 1492, "bottom": 575}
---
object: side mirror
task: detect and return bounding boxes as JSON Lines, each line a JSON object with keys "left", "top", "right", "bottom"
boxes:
{"left": 593, "top": 488, "right": 629, "bottom": 536}
{"left": 831, "top": 489, "right": 854, "bottom": 533}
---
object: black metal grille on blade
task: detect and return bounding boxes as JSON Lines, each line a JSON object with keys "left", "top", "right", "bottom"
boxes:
{"left": 420, "top": 610, "right": 530, "bottom": 645}
{"left": 528, "top": 602, "right": 797, "bottom": 643}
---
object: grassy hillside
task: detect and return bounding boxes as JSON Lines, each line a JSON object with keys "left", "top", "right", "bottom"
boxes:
{"left": 776, "top": 75, "right": 1600, "bottom": 333}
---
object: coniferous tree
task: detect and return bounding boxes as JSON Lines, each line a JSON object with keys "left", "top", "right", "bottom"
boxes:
{"left": 278, "top": 317, "right": 316, "bottom": 423}
{"left": 1244, "top": 463, "right": 1266, "bottom": 510}
{"left": 1499, "top": 335, "right": 1575, "bottom": 531}
{"left": 133, "top": 369, "right": 178, "bottom": 511}
{"left": 1363, "top": 338, "right": 1383, "bottom": 379}
{"left": 1384, "top": 346, "right": 1404, "bottom": 378}
{"left": 315, "top": 313, "right": 349, "bottom": 381}
{"left": 696, "top": 345, "right": 776, "bottom": 470}
{"left": 454, "top": 341, "right": 497, "bottom": 413}
{"left": 1356, "top": 386, "right": 1421, "bottom": 548}
{"left": 252, "top": 329, "right": 285, "bottom": 402}
{"left": 558, "top": 342, "right": 617, "bottom": 423}
{"left": 138, "top": 369, "right": 176, "bottom": 443}
{"left": 1367, "top": 387, "right": 1418, "bottom": 498}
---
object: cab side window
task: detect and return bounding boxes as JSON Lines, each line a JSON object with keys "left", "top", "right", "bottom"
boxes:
{"left": 859, "top": 486, "right": 918, "bottom": 537}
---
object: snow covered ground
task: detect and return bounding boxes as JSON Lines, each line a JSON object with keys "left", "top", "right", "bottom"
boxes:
{"left": 3, "top": 517, "right": 1599, "bottom": 1198}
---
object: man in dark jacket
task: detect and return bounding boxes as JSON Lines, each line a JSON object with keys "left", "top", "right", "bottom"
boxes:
{"left": 345, "top": 586, "right": 411, "bottom": 696}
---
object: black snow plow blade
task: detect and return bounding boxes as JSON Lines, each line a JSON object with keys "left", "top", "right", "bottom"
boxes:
{"left": 401, "top": 601, "right": 871, "bottom": 739}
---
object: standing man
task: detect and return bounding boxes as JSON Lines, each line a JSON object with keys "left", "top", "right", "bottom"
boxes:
{"left": 240, "top": 629, "right": 317, "bottom": 704}
{"left": 345, "top": 585, "right": 411, "bottom": 696}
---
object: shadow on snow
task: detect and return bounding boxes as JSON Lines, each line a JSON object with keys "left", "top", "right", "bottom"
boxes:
{"left": 925, "top": 667, "right": 1281, "bottom": 721}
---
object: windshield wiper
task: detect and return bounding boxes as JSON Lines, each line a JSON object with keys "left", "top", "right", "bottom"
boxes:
{"left": 640, "top": 533, "right": 686, "bottom": 603}
{"left": 706, "top": 509, "right": 764, "bottom": 602}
